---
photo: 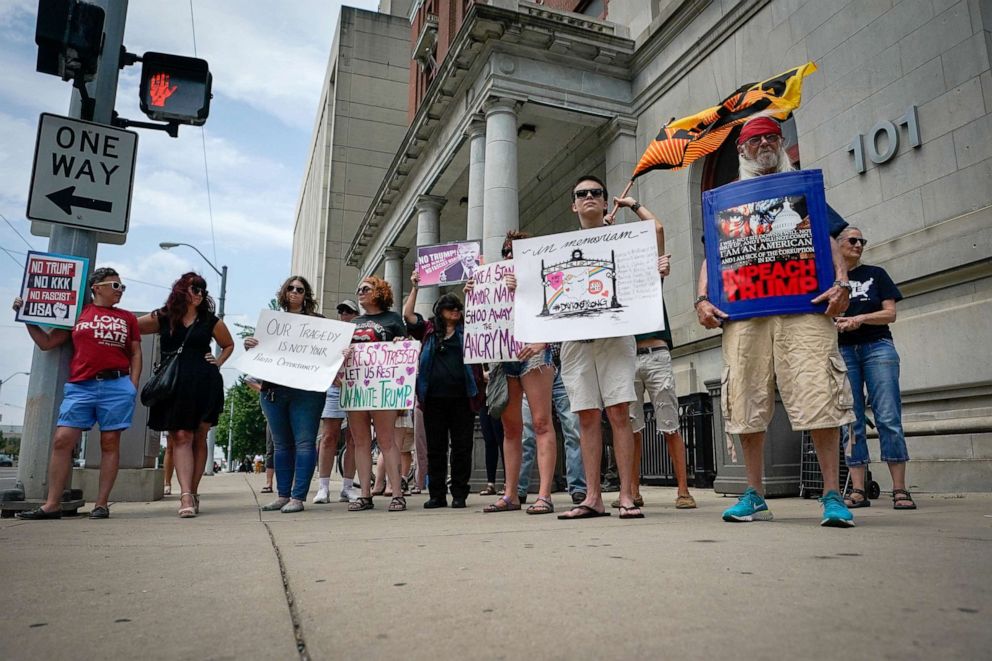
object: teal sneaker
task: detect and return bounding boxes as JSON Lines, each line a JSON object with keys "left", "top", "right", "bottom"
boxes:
{"left": 820, "top": 490, "right": 856, "bottom": 528}
{"left": 722, "top": 487, "right": 773, "bottom": 522}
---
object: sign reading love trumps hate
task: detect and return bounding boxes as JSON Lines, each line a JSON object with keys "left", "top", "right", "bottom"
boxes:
{"left": 340, "top": 341, "right": 421, "bottom": 410}
{"left": 232, "top": 310, "right": 354, "bottom": 392}
{"left": 16, "top": 250, "right": 89, "bottom": 329}
{"left": 463, "top": 261, "right": 523, "bottom": 364}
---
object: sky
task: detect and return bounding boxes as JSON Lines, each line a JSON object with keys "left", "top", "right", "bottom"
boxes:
{"left": 0, "top": 0, "right": 380, "bottom": 425}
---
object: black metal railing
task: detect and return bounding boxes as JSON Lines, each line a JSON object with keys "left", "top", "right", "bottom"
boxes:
{"left": 640, "top": 393, "right": 716, "bottom": 488}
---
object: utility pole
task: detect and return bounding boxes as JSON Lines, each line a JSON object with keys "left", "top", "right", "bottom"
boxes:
{"left": 14, "top": 0, "right": 128, "bottom": 502}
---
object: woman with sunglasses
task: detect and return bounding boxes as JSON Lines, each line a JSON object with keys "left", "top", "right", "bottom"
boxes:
{"left": 834, "top": 228, "right": 915, "bottom": 511}
{"left": 403, "top": 273, "right": 484, "bottom": 508}
{"left": 244, "top": 276, "right": 326, "bottom": 513}
{"left": 13, "top": 267, "right": 141, "bottom": 520}
{"left": 137, "top": 273, "right": 233, "bottom": 518}
{"left": 347, "top": 276, "right": 410, "bottom": 512}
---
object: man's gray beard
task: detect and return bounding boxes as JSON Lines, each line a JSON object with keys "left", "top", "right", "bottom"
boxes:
{"left": 738, "top": 144, "right": 794, "bottom": 180}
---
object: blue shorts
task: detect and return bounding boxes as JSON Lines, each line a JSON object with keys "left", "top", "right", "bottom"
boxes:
{"left": 322, "top": 385, "right": 346, "bottom": 419}
{"left": 503, "top": 347, "right": 554, "bottom": 378}
{"left": 58, "top": 376, "right": 136, "bottom": 431}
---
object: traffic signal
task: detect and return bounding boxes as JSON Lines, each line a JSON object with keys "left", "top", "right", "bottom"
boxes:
{"left": 139, "top": 52, "right": 212, "bottom": 126}
{"left": 35, "top": 0, "right": 105, "bottom": 82}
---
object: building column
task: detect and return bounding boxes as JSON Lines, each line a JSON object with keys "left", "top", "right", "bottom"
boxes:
{"left": 602, "top": 116, "right": 639, "bottom": 222}
{"left": 482, "top": 97, "right": 521, "bottom": 262}
{"left": 465, "top": 117, "right": 486, "bottom": 242}
{"left": 383, "top": 246, "right": 409, "bottom": 309}
{"left": 415, "top": 194, "right": 445, "bottom": 316}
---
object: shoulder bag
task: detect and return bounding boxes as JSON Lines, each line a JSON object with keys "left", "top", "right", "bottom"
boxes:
{"left": 486, "top": 363, "right": 509, "bottom": 418}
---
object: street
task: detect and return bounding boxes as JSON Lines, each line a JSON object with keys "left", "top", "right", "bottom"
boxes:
{"left": 0, "top": 466, "right": 17, "bottom": 492}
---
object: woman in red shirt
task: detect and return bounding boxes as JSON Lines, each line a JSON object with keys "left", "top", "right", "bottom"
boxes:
{"left": 13, "top": 267, "right": 142, "bottom": 520}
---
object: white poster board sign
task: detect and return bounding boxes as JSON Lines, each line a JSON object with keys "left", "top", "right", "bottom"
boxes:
{"left": 463, "top": 261, "right": 523, "bottom": 364}
{"left": 512, "top": 220, "right": 664, "bottom": 342}
{"left": 233, "top": 310, "right": 354, "bottom": 392}
{"left": 340, "top": 340, "right": 421, "bottom": 410}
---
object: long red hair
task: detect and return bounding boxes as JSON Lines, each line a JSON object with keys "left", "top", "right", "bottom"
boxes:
{"left": 159, "top": 272, "right": 214, "bottom": 331}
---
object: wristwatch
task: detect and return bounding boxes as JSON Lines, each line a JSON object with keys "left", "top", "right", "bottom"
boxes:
{"left": 833, "top": 280, "right": 853, "bottom": 292}
{"left": 693, "top": 294, "right": 709, "bottom": 308}
{"left": 630, "top": 202, "right": 642, "bottom": 213}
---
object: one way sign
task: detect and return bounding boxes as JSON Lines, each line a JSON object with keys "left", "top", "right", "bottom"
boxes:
{"left": 27, "top": 113, "right": 138, "bottom": 235}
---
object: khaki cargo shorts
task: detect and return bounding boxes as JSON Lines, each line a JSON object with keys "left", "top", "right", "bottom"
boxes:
{"left": 721, "top": 314, "right": 854, "bottom": 433}
{"left": 560, "top": 336, "right": 636, "bottom": 412}
{"left": 631, "top": 348, "right": 680, "bottom": 434}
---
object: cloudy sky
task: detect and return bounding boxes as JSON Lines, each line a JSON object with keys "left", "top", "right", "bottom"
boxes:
{"left": 0, "top": 0, "right": 379, "bottom": 425}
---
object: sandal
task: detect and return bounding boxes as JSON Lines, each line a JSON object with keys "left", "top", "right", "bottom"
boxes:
{"left": 260, "top": 486, "right": 273, "bottom": 493}
{"left": 844, "top": 488, "right": 871, "bottom": 508}
{"left": 348, "top": 497, "right": 374, "bottom": 512}
{"left": 371, "top": 487, "right": 386, "bottom": 497}
{"left": 892, "top": 488, "right": 917, "bottom": 510}
{"left": 410, "top": 486, "right": 422, "bottom": 495}
{"left": 479, "top": 483, "right": 497, "bottom": 496}
{"left": 526, "top": 495, "right": 555, "bottom": 515}
{"left": 611, "top": 495, "right": 644, "bottom": 508}
{"left": 482, "top": 495, "right": 521, "bottom": 513}
{"left": 178, "top": 493, "right": 197, "bottom": 518}
{"left": 163, "top": 485, "right": 171, "bottom": 496}
{"left": 388, "top": 496, "right": 407, "bottom": 512}
{"left": 192, "top": 494, "right": 200, "bottom": 514}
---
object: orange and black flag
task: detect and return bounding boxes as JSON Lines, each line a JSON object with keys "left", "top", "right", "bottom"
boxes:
{"left": 631, "top": 61, "right": 818, "bottom": 178}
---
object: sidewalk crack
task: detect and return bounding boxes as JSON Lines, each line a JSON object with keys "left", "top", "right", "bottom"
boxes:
{"left": 264, "top": 521, "right": 310, "bottom": 660}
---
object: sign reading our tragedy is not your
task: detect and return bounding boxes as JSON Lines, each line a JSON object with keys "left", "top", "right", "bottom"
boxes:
{"left": 232, "top": 310, "right": 354, "bottom": 392}
{"left": 340, "top": 340, "right": 421, "bottom": 410}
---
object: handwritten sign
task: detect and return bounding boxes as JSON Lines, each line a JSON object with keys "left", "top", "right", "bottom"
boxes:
{"left": 463, "top": 261, "right": 523, "bottom": 364}
{"left": 415, "top": 240, "right": 481, "bottom": 287}
{"left": 512, "top": 220, "right": 663, "bottom": 342}
{"left": 703, "top": 170, "right": 835, "bottom": 320}
{"left": 340, "top": 340, "right": 421, "bottom": 410}
{"left": 232, "top": 310, "right": 354, "bottom": 392}
{"left": 16, "top": 250, "right": 89, "bottom": 329}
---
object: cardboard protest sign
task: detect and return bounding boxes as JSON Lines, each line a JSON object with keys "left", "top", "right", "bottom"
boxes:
{"left": 15, "top": 251, "right": 89, "bottom": 329}
{"left": 232, "top": 310, "right": 354, "bottom": 392}
{"left": 340, "top": 340, "right": 421, "bottom": 410}
{"left": 703, "top": 169, "right": 835, "bottom": 320}
{"left": 463, "top": 261, "right": 523, "bottom": 364}
{"left": 511, "top": 220, "right": 663, "bottom": 342}
{"left": 415, "top": 240, "right": 481, "bottom": 286}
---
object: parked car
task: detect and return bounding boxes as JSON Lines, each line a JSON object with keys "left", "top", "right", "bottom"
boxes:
{"left": 0, "top": 454, "right": 14, "bottom": 467}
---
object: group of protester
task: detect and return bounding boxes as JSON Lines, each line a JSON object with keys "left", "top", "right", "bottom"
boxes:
{"left": 12, "top": 116, "right": 914, "bottom": 525}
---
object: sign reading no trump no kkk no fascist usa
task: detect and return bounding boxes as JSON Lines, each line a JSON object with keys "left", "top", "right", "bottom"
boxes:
{"left": 340, "top": 341, "right": 421, "bottom": 411}
{"left": 463, "top": 261, "right": 524, "bottom": 364}
{"left": 233, "top": 310, "right": 354, "bottom": 392}
{"left": 511, "top": 220, "right": 664, "bottom": 343}
{"left": 16, "top": 250, "right": 90, "bottom": 330}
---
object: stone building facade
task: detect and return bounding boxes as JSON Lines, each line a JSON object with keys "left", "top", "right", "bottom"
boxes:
{"left": 294, "top": 0, "right": 992, "bottom": 491}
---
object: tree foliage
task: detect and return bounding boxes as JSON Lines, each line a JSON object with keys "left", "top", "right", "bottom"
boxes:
{"left": 216, "top": 377, "right": 267, "bottom": 462}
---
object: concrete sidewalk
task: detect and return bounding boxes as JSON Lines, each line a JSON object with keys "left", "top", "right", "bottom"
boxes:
{"left": 2, "top": 474, "right": 990, "bottom": 661}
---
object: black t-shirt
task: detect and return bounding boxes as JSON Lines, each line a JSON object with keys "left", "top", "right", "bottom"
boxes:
{"left": 838, "top": 264, "right": 902, "bottom": 346}
{"left": 351, "top": 311, "right": 406, "bottom": 343}
{"left": 428, "top": 332, "right": 468, "bottom": 398}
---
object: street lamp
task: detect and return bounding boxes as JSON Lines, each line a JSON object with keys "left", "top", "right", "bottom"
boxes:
{"left": 159, "top": 241, "right": 228, "bottom": 475}
{"left": 0, "top": 372, "right": 30, "bottom": 423}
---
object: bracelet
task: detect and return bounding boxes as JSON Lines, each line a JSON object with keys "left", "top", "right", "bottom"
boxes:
{"left": 833, "top": 280, "right": 852, "bottom": 291}
{"left": 630, "top": 202, "right": 642, "bottom": 213}
{"left": 693, "top": 295, "right": 709, "bottom": 309}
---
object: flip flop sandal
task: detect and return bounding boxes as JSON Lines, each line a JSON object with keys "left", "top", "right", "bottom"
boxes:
{"left": 619, "top": 505, "right": 645, "bottom": 519}
{"left": 479, "top": 484, "right": 497, "bottom": 496}
{"left": 348, "top": 497, "right": 375, "bottom": 512}
{"left": 844, "top": 488, "right": 871, "bottom": 508}
{"left": 892, "top": 489, "right": 917, "bottom": 510}
{"left": 526, "top": 496, "right": 555, "bottom": 515}
{"left": 482, "top": 495, "right": 520, "bottom": 513}
{"left": 611, "top": 496, "right": 645, "bottom": 508}
{"left": 388, "top": 496, "right": 407, "bottom": 512}
{"left": 556, "top": 505, "right": 610, "bottom": 520}
{"left": 260, "top": 486, "right": 273, "bottom": 493}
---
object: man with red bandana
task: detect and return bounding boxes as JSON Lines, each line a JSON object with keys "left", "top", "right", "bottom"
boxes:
{"left": 694, "top": 116, "right": 858, "bottom": 528}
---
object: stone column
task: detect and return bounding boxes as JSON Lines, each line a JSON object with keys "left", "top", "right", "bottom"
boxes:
{"left": 414, "top": 195, "right": 445, "bottom": 316}
{"left": 482, "top": 97, "right": 521, "bottom": 262}
{"left": 465, "top": 117, "right": 486, "bottom": 242}
{"left": 383, "top": 246, "right": 409, "bottom": 310}
{"left": 602, "top": 116, "right": 639, "bottom": 222}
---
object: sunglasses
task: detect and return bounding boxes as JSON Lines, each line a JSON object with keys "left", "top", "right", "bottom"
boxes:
{"left": 93, "top": 281, "right": 126, "bottom": 291}
{"left": 356, "top": 285, "right": 373, "bottom": 295}
{"left": 190, "top": 285, "right": 207, "bottom": 296}
{"left": 845, "top": 237, "right": 868, "bottom": 247}
{"left": 573, "top": 188, "right": 604, "bottom": 200}
{"left": 286, "top": 285, "right": 305, "bottom": 294}
{"left": 743, "top": 133, "right": 782, "bottom": 148}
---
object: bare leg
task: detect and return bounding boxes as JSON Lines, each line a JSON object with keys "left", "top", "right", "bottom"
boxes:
{"left": 740, "top": 431, "right": 766, "bottom": 493}
{"left": 317, "top": 418, "right": 342, "bottom": 479}
{"left": 42, "top": 427, "right": 82, "bottom": 511}
{"left": 498, "top": 378, "right": 526, "bottom": 505}
{"left": 348, "top": 412, "right": 374, "bottom": 498}
{"left": 606, "top": 403, "right": 636, "bottom": 510}
{"left": 265, "top": 467, "right": 274, "bottom": 489}
{"left": 631, "top": 430, "right": 643, "bottom": 501}
{"left": 889, "top": 461, "right": 907, "bottom": 492}
{"left": 560, "top": 410, "right": 605, "bottom": 516}
{"left": 95, "top": 430, "right": 122, "bottom": 508}
{"left": 521, "top": 367, "right": 556, "bottom": 498}
{"left": 373, "top": 456, "right": 387, "bottom": 493}
{"left": 190, "top": 423, "right": 210, "bottom": 496}
{"left": 810, "top": 427, "right": 841, "bottom": 494}
{"left": 849, "top": 464, "right": 866, "bottom": 491}
{"left": 163, "top": 438, "right": 174, "bottom": 491}
{"left": 171, "top": 430, "right": 197, "bottom": 513}
{"left": 372, "top": 411, "right": 401, "bottom": 503}
{"left": 343, "top": 429, "right": 356, "bottom": 480}
{"left": 664, "top": 431, "right": 691, "bottom": 497}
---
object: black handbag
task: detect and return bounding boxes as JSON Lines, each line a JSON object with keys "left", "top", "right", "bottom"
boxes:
{"left": 486, "top": 363, "right": 509, "bottom": 418}
{"left": 140, "top": 321, "right": 196, "bottom": 407}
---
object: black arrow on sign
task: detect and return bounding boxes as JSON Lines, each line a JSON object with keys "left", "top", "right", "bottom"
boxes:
{"left": 46, "top": 186, "right": 113, "bottom": 215}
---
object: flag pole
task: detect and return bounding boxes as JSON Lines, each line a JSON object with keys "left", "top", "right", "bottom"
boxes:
{"left": 604, "top": 180, "right": 634, "bottom": 225}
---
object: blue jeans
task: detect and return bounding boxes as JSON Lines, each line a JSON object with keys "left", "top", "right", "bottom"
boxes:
{"left": 260, "top": 386, "right": 325, "bottom": 500}
{"left": 840, "top": 339, "right": 909, "bottom": 466}
{"left": 519, "top": 370, "right": 585, "bottom": 495}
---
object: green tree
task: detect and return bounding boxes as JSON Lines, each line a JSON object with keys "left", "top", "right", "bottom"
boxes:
{"left": 216, "top": 378, "right": 267, "bottom": 463}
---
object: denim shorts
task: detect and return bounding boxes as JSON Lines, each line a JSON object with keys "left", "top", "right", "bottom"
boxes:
{"left": 58, "top": 376, "right": 136, "bottom": 431}
{"left": 322, "top": 385, "right": 346, "bottom": 419}
{"left": 503, "top": 347, "right": 554, "bottom": 378}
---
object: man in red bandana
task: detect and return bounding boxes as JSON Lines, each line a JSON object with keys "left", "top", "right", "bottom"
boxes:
{"left": 694, "top": 116, "right": 857, "bottom": 528}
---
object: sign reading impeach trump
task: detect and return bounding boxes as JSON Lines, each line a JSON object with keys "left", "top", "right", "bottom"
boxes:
{"left": 233, "top": 310, "right": 354, "bottom": 392}
{"left": 463, "top": 261, "right": 523, "bottom": 364}
{"left": 340, "top": 340, "right": 421, "bottom": 410}
{"left": 16, "top": 250, "right": 89, "bottom": 329}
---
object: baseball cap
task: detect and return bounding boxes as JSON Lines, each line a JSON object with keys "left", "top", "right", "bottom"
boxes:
{"left": 337, "top": 299, "right": 359, "bottom": 313}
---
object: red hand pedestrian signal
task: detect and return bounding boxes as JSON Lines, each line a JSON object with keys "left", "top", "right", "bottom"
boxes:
{"left": 149, "top": 72, "right": 177, "bottom": 107}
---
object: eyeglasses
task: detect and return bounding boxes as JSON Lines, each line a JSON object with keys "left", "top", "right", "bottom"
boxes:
{"left": 501, "top": 247, "right": 512, "bottom": 258}
{"left": 93, "top": 281, "right": 126, "bottom": 291}
{"left": 286, "top": 285, "right": 305, "bottom": 294}
{"left": 573, "top": 188, "right": 604, "bottom": 200}
{"left": 845, "top": 237, "right": 868, "bottom": 247}
{"left": 744, "top": 133, "right": 782, "bottom": 148}
{"left": 190, "top": 285, "right": 207, "bottom": 296}
{"left": 356, "top": 285, "right": 373, "bottom": 295}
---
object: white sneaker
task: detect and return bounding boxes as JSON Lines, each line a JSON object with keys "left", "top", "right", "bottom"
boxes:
{"left": 339, "top": 487, "right": 360, "bottom": 502}
{"left": 313, "top": 487, "right": 330, "bottom": 504}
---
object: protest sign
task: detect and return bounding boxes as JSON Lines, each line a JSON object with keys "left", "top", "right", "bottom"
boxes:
{"left": 463, "top": 261, "right": 523, "bottom": 364}
{"left": 415, "top": 240, "right": 481, "bottom": 286}
{"left": 511, "top": 220, "right": 663, "bottom": 342}
{"left": 15, "top": 251, "right": 89, "bottom": 329}
{"left": 232, "top": 310, "right": 354, "bottom": 392}
{"left": 340, "top": 340, "right": 421, "bottom": 410}
{"left": 703, "top": 169, "right": 835, "bottom": 321}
